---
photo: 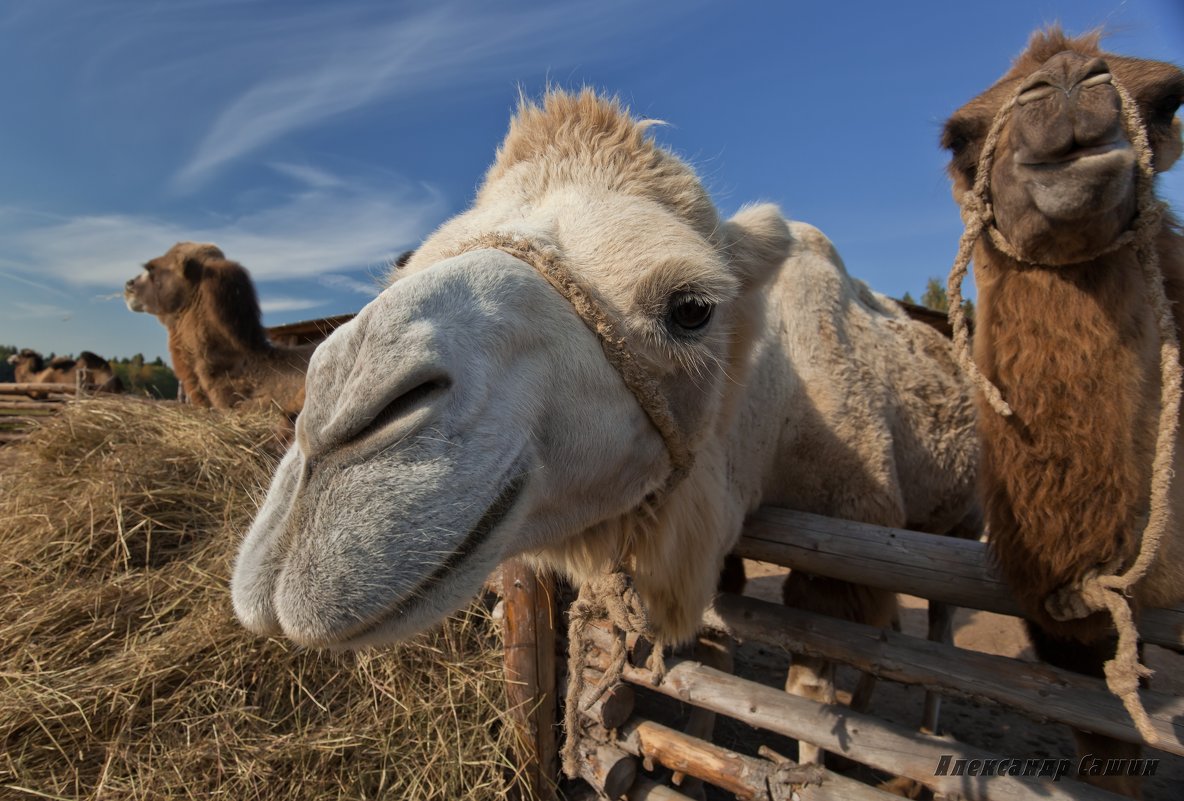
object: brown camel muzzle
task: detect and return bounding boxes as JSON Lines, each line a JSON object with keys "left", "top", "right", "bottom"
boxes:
{"left": 1013, "top": 53, "right": 1124, "bottom": 165}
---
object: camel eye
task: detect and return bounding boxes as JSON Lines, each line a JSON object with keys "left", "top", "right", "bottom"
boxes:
{"left": 667, "top": 293, "right": 714, "bottom": 333}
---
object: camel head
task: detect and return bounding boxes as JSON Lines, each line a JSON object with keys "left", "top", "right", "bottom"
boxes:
{"left": 232, "top": 90, "right": 791, "bottom": 649}
{"left": 124, "top": 242, "right": 227, "bottom": 316}
{"left": 125, "top": 242, "right": 267, "bottom": 346}
{"left": 942, "top": 28, "right": 1183, "bottom": 264}
{"left": 8, "top": 348, "right": 44, "bottom": 371}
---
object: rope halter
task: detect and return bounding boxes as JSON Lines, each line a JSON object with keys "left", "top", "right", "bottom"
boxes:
{"left": 443, "top": 233, "right": 687, "bottom": 776}
{"left": 946, "top": 72, "right": 1179, "bottom": 744}
{"left": 447, "top": 232, "right": 695, "bottom": 505}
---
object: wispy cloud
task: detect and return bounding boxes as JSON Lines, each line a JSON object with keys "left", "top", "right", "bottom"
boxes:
{"left": 172, "top": 1, "right": 687, "bottom": 189}
{"left": 8, "top": 301, "right": 73, "bottom": 320}
{"left": 0, "top": 173, "right": 445, "bottom": 288}
{"left": 0, "top": 267, "right": 74, "bottom": 298}
{"left": 318, "top": 272, "right": 384, "bottom": 297}
{"left": 269, "top": 162, "right": 346, "bottom": 189}
{"left": 259, "top": 296, "right": 327, "bottom": 314}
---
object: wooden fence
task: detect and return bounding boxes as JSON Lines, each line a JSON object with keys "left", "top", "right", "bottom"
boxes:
{"left": 0, "top": 380, "right": 89, "bottom": 443}
{"left": 499, "top": 510, "right": 1184, "bottom": 801}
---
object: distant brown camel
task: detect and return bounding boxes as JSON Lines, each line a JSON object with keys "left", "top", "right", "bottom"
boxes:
{"left": 6, "top": 349, "right": 123, "bottom": 395}
{"left": 942, "top": 27, "right": 1184, "bottom": 797}
{"left": 124, "top": 243, "right": 313, "bottom": 416}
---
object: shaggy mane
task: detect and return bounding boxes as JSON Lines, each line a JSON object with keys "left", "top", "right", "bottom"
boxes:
{"left": 199, "top": 258, "right": 269, "bottom": 352}
{"left": 483, "top": 89, "right": 721, "bottom": 240}
{"left": 1003, "top": 26, "right": 1103, "bottom": 81}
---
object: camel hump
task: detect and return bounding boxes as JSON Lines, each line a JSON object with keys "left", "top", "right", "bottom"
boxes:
{"left": 75, "top": 351, "right": 110, "bottom": 369}
{"left": 47, "top": 355, "right": 76, "bottom": 369}
{"left": 170, "top": 241, "right": 225, "bottom": 262}
{"left": 783, "top": 220, "right": 905, "bottom": 320}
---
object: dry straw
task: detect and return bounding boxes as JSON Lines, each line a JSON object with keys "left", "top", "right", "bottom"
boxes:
{"left": 0, "top": 397, "right": 530, "bottom": 801}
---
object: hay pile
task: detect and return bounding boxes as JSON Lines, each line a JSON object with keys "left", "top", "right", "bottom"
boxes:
{"left": 0, "top": 398, "right": 527, "bottom": 800}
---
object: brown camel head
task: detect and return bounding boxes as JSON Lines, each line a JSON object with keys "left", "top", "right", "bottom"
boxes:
{"left": 942, "top": 28, "right": 1183, "bottom": 264}
{"left": 124, "top": 242, "right": 225, "bottom": 316}
{"left": 7, "top": 348, "right": 45, "bottom": 371}
{"left": 124, "top": 242, "right": 268, "bottom": 349}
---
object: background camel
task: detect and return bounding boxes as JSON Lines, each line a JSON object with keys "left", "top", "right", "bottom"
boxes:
{"left": 942, "top": 27, "right": 1184, "bottom": 797}
{"left": 6, "top": 348, "right": 123, "bottom": 394}
{"left": 231, "top": 90, "right": 978, "bottom": 782}
{"left": 124, "top": 243, "right": 313, "bottom": 416}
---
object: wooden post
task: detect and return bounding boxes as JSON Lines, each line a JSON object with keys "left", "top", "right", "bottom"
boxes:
{"left": 501, "top": 559, "right": 558, "bottom": 800}
{"left": 578, "top": 743, "right": 637, "bottom": 800}
{"left": 579, "top": 680, "right": 635, "bottom": 730}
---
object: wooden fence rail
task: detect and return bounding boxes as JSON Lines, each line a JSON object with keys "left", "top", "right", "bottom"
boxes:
{"left": 702, "top": 593, "right": 1184, "bottom": 755}
{"left": 0, "top": 380, "right": 95, "bottom": 444}
{"left": 501, "top": 507, "right": 1184, "bottom": 799}
{"left": 735, "top": 507, "right": 1184, "bottom": 650}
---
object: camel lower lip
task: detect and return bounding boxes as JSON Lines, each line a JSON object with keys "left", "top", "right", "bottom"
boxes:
{"left": 329, "top": 470, "right": 527, "bottom": 646}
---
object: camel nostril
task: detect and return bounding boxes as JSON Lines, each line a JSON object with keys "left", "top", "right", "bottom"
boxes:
{"left": 1078, "top": 58, "right": 1111, "bottom": 86}
{"left": 1017, "top": 82, "right": 1057, "bottom": 106}
{"left": 343, "top": 375, "right": 452, "bottom": 449}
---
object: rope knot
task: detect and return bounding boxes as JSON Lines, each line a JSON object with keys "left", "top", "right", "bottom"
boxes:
{"left": 561, "top": 570, "right": 667, "bottom": 778}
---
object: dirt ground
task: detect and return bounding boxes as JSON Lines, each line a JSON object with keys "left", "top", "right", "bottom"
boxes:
{"left": 691, "top": 561, "right": 1184, "bottom": 799}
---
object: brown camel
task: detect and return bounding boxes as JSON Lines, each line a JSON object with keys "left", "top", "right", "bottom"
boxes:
{"left": 942, "top": 27, "right": 1184, "bottom": 797}
{"left": 124, "top": 243, "right": 314, "bottom": 417}
{"left": 7, "top": 349, "right": 123, "bottom": 394}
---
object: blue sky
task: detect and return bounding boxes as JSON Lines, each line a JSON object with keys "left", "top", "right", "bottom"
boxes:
{"left": 1, "top": 0, "right": 1180, "bottom": 361}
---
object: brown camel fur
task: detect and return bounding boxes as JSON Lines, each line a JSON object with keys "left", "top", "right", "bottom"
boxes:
{"left": 943, "top": 27, "right": 1184, "bottom": 797}
{"left": 124, "top": 243, "right": 314, "bottom": 416}
{"left": 7, "top": 349, "right": 123, "bottom": 395}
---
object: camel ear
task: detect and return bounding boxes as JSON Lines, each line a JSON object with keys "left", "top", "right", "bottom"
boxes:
{"left": 1156, "top": 116, "right": 1182, "bottom": 173}
{"left": 182, "top": 255, "right": 203, "bottom": 284}
{"left": 721, "top": 204, "right": 791, "bottom": 290}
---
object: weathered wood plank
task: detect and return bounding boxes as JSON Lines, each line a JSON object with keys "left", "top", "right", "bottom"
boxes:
{"left": 500, "top": 560, "right": 558, "bottom": 800}
{"left": 615, "top": 718, "right": 898, "bottom": 801}
{"left": 736, "top": 507, "right": 1184, "bottom": 649}
{"left": 626, "top": 776, "right": 697, "bottom": 801}
{"left": 583, "top": 637, "right": 1126, "bottom": 801}
{"left": 702, "top": 593, "right": 1184, "bottom": 756}
{"left": 0, "top": 382, "right": 80, "bottom": 394}
{"left": 0, "top": 397, "right": 67, "bottom": 408}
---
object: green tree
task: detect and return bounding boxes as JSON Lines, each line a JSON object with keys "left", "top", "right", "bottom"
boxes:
{"left": 0, "top": 345, "right": 15, "bottom": 382}
{"left": 916, "top": 276, "right": 974, "bottom": 321}
{"left": 921, "top": 278, "right": 949, "bottom": 312}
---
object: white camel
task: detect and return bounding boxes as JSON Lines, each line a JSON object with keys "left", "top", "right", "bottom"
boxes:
{"left": 232, "top": 90, "right": 978, "bottom": 764}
